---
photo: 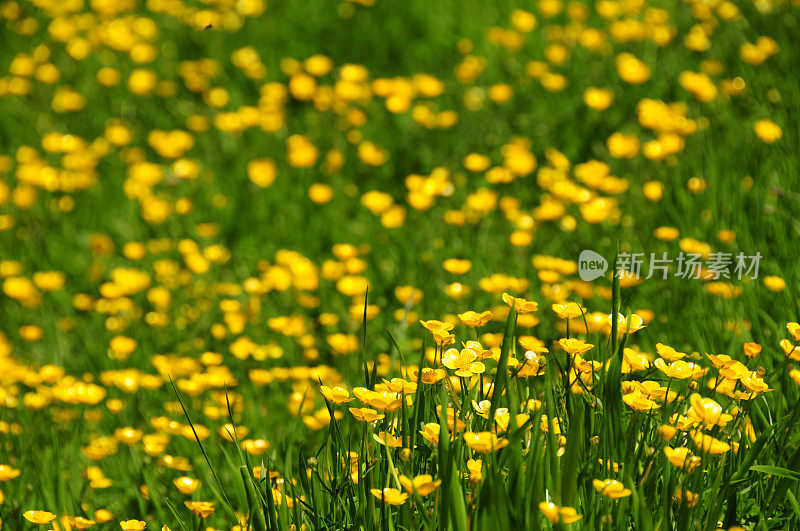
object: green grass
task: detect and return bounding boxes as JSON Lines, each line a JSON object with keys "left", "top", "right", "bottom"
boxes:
{"left": 0, "top": 0, "right": 798, "bottom": 528}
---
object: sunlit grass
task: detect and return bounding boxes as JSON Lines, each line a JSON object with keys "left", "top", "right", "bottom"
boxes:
{"left": 0, "top": 0, "right": 798, "bottom": 528}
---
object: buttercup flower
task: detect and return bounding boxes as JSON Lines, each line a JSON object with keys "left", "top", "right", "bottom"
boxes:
{"left": 501, "top": 292, "right": 539, "bottom": 313}
{"left": 320, "top": 385, "right": 353, "bottom": 404}
{"left": 539, "top": 502, "right": 582, "bottom": 523}
{"left": 398, "top": 474, "right": 441, "bottom": 496}
{"left": 0, "top": 465, "right": 21, "bottom": 481}
{"left": 664, "top": 447, "right": 701, "bottom": 471}
{"left": 370, "top": 488, "right": 408, "bottom": 505}
{"left": 463, "top": 431, "right": 509, "bottom": 452}
{"left": 558, "top": 338, "right": 594, "bottom": 355}
{"left": 184, "top": 501, "right": 215, "bottom": 517}
{"left": 691, "top": 430, "right": 731, "bottom": 454}
{"left": 442, "top": 347, "right": 485, "bottom": 377}
{"left": 593, "top": 478, "right": 632, "bottom": 499}
{"left": 457, "top": 310, "right": 493, "bottom": 327}
{"left": 24, "top": 511, "right": 57, "bottom": 524}
{"left": 349, "top": 407, "right": 385, "bottom": 422}
{"left": 552, "top": 302, "right": 586, "bottom": 319}
{"left": 689, "top": 393, "right": 733, "bottom": 427}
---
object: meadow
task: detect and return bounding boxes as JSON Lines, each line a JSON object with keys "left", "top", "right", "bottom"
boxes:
{"left": 0, "top": 0, "right": 799, "bottom": 528}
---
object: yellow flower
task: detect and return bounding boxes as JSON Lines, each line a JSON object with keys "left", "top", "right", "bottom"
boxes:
{"left": 718, "top": 360, "right": 750, "bottom": 380}
{"left": 247, "top": 158, "right": 277, "bottom": 187}
{"left": 320, "top": 385, "right": 353, "bottom": 404}
{"left": 353, "top": 387, "right": 402, "bottom": 411}
{"left": 419, "top": 320, "right": 455, "bottom": 348}
{"left": 615, "top": 52, "right": 651, "bottom": 84}
{"left": 361, "top": 190, "right": 394, "bottom": 215}
{"left": 91, "top": 477, "right": 113, "bottom": 489}
{"left": 109, "top": 336, "right": 137, "bottom": 358}
{"left": 463, "top": 340, "right": 490, "bottom": 360}
{"left": 115, "top": 427, "right": 143, "bottom": 445}
{"left": 184, "top": 501, "right": 214, "bottom": 518}
{"left": 622, "top": 347, "right": 651, "bottom": 372}
{"left": 394, "top": 285, "right": 423, "bottom": 306}
{"left": 571, "top": 354, "right": 601, "bottom": 374}
{"left": 538, "top": 502, "right": 582, "bottom": 524}
{"left": 23, "top": 511, "right": 57, "bottom": 524}
{"left": 608, "top": 313, "right": 646, "bottom": 334}
{"left": 67, "top": 516, "right": 97, "bottom": 528}
{"left": 593, "top": 478, "right": 632, "bottom": 498}
{"left": 457, "top": 310, "right": 493, "bottom": 327}
{"left": 763, "top": 275, "right": 786, "bottom": 292}
{"left": 654, "top": 358, "right": 703, "bottom": 380}
{"left": 584, "top": 87, "right": 613, "bottom": 110}
{"left": 678, "top": 71, "right": 717, "bottom": 102}
{"left": 218, "top": 423, "right": 249, "bottom": 441}
{"left": 739, "top": 371, "right": 771, "bottom": 394}
{"left": 690, "top": 430, "right": 730, "bottom": 454}
{"left": 463, "top": 431, "right": 509, "bottom": 453}
{"left": 674, "top": 488, "right": 699, "bottom": 507}
{"left": 241, "top": 438, "right": 272, "bottom": 454}
{"left": 606, "top": 132, "right": 640, "bottom": 158}
{"left": 467, "top": 459, "right": 483, "bottom": 483}
{"left": 32, "top": 271, "right": 66, "bottom": 291}
{"left": 420, "top": 423, "right": 441, "bottom": 445}
{"left": 348, "top": 407, "right": 385, "bottom": 422}
{"left": 654, "top": 226, "right": 680, "bottom": 241}
{"left": 658, "top": 425, "right": 678, "bottom": 442}
{"left": 382, "top": 378, "right": 417, "bottom": 394}
{"left": 398, "top": 474, "right": 441, "bottom": 496}
{"left": 472, "top": 399, "right": 492, "bottom": 418}
{"left": 552, "top": 302, "right": 586, "bottom": 319}
{"left": 558, "top": 338, "right": 593, "bottom": 355}
{"left": 743, "top": 342, "right": 762, "bottom": 359}
{"left": 463, "top": 153, "right": 491, "bottom": 172}
{"left": 518, "top": 336, "right": 549, "bottom": 354}
{"left": 501, "top": 292, "right": 538, "bottom": 313}
{"left": 442, "top": 348, "right": 485, "bottom": 377}
{"left": 655, "top": 343, "right": 685, "bottom": 361}
{"left": 173, "top": 476, "right": 200, "bottom": 495}
{"left": 689, "top": 393, "right": 733, "bottom": 427}
{"left": 663, "top": 447, "right": 701, "bottom": 471}
{"left": 754, "top": 119, "right": 782, "bottom": 143}
{"left": 373, "top": 431, "right": 402, "bottom": 448}
{"left": 442, "top": 258, "right": 472, "bottom": 275}
{"left": 438, "top": 406, "right": 467, "bottom": 433}
{"left": 636, "top": 381, "right": 676, "bottom": 403}
{"left": 0, "top": 465, "right": 21, "bottom": 481}
{"left": 419, "top": 319, "right": 453, "bottom": 334}
{"left": 780, "top": 339, "right": 800, "bottom": 360}
{"left": 94, "top": 509, "right": 113, "bottom": 523}
{"left": 622, "top": 391, "right": 661, "bottom": 412}
{"left": 787, "top": 322, "right": 800, "bottom": 341}
{"left": 705, "top": 353, "right": 735, "bottom": 369}
{"left": 515, "top": 350, "right": 545, "bottom": 377}
{"left": 419, "top": 368, "right": 447, "bottom": 384}
{"left": 643, "top": 181, "right": 663, "bottom": 201}
{"left": 370, "top": 488, "right": 408, "bottom": 505}
{"left": 308, "top": 183, "right": 334, "bottom": 204}
{"left": 494, "top": 412, "right": 530, "bottom": 432}
{"left": 432, "top": 330, "right": 456, "bottom": 346}
{"left": 286, "top": 135, "right": 318, "bottom": 168}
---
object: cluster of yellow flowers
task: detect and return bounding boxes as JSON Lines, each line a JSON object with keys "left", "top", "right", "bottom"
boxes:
{"left": 0, "top": 0, "right": 795, "bottom": 526}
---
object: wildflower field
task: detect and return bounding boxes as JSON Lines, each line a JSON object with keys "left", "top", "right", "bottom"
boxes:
{"left": 1, "top": 0, "right": 799, "bottom": 528}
